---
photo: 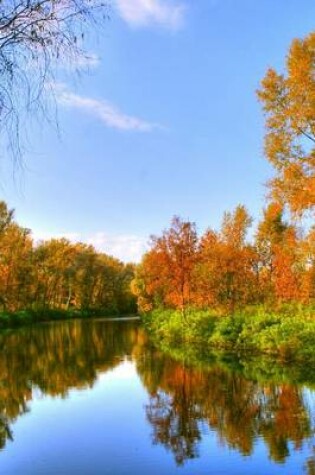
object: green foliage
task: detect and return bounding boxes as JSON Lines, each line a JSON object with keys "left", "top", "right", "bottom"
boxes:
{"left": 144, "top": 305, "right": 315, "bottom": 364}
{"left": 144, "top": 308, "right": 218, "bottom": 344}
{"left": 210, "top": 314, "right": 246, "bottom": 348}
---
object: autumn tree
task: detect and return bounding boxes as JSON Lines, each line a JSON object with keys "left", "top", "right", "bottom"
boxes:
{"left": 257, "top": 32, "right": 315, "bottom": 216}
{"left": 216, "top": 205, "right": 255, "bottom": 312}
{"left": 136, "top": 217, "right": 198, "bottom": 318}
{"left": 300, "top": 226, "right": 315, "bottom": 301}
{"left": 0, "top": 202, "right": 33, "bottom": 311}
{"left": 0, "top": 202, "right": 13, "bottom": 233}
{"left": 255, "top": 203, "right": 301, "bottom": 302}
{"left": 193, "top": 229, "right": 220, "bottom": 308}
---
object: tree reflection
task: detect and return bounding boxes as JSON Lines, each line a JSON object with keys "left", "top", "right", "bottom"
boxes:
{"left": 305, "top": 447, "right": 315, "bottom": 475}
{"left": 137, "top": 348, "right": 314, "bottom": 466}
{"left": 146, "top": 368, "right": 202, "bottom": 465}
{"left": 0, "top": 319, "right": 143, "bottom": 449}
{"left": 0, "top": 319, "right": 314, "bottom": 471}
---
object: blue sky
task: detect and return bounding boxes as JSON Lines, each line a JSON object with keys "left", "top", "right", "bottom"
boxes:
{"left": 2, "top": 0, "right": 315, "bottom": 262}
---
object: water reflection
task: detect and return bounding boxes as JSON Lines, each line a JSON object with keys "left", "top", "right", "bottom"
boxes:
{"left": 0, "top": 319, "right": 314, "bottom": 473}
{"left": 0, "top": 319, "right": 143, "bottom": 449}
{"left": 139, "top": 350, "right": 312, "bottom": 465}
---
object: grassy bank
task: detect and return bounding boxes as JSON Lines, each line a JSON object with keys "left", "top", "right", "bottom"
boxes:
{"left": 143, "top": 305, "right": 315, "bottom": 364}
{"left": 0, "top": 307, "right": 136, "bottom": 329}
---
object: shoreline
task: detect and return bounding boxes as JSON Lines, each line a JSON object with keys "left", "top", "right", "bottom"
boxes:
{"left": 0, "top": 309, "right": 139, "bottom": 330}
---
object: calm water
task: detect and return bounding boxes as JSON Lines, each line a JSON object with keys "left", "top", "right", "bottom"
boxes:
{"left": 0, "top": 319, "right": 314, "bottom": 475}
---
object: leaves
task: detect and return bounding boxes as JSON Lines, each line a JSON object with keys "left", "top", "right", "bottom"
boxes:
{"left": 258, "top": 32, "right": 315, "bottom": 215}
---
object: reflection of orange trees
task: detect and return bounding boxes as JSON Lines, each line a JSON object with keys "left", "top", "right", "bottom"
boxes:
{"left": 147, "top": 389, "right": 202, "bottom": 465}
{"left": 144, "top": 365, "right": 202, "bottom": 465}
{"left": 0, "top": 319, "right": 314, "bottom": 464}
{"left": 305, "top": 447, "right": 315, "bottom": 475}
{"left": 137, "top": 349, "right": 313, "bottom": 465}
{"left": 0, "top": 417, "right": 13, "bottom": 450}
{"left": 0, "top": 320, "right": 144, "bottom": 449}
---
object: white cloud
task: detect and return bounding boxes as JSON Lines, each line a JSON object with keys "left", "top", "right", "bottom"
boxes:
{"left": 87, "top": 232, "right": 147, "bottom": 263}
{"left": 53, "top": 83, "right": 159, "bottom": 132}
{"left": 32, "top": 230, "right": 148, "bottom": 263}
{"left": 116, "top": 0, "right": 186, "bottom": 30}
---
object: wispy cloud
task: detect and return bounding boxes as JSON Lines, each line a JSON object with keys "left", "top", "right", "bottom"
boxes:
{"left": 116, "top": 0, "right": 186, "bottom": 30}
{"left": 32, "top": 230, "right": 147, "bottom": 263}
{"left": 87, "top": 232, "right": 147, "bottom": 262}
{"left": 63, "top": 52, "right": 101, "bottom": 71}
{"left": 53, "top": 83, "right": 160, "bottom": 132}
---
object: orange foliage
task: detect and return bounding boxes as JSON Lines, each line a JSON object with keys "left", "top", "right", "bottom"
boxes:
{"left": 136, "top": 205, "right": 315, "bottom": 313}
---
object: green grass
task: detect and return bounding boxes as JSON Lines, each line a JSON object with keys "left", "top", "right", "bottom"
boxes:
{"left": 142, "top": 304, "right": 315, "bottom": 364}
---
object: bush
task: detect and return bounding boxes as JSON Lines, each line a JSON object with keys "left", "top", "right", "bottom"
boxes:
{"left": 143, "top": 304, "right": 315, "bottom": 364}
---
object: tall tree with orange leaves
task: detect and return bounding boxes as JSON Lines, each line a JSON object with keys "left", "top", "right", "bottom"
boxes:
{"left": 255, "top": 203, "right": 301, "bottom": 302}
{"left": 195, "top": 206, "right": 258, "bottom": 313}
{"left": 135, "top": 217, "right": 198, "bottom": 318}
{"left": 257, "top": 32, "right": 315, "bottom": 216}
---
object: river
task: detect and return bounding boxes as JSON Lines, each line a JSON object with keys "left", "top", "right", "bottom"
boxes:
{"left": 0, "top": 319, "right": 314, "bottom": 474}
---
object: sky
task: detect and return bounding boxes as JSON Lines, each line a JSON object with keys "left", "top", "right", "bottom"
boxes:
{"left": 1, "top": 0, "right": 315, "bottom": 262}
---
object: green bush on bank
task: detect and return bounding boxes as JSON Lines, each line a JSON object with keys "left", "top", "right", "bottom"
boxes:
{"left": 143, "top": 305, "right": 315, "bottom": 364}
{"left": 143, "top": 309, "right": 217, "bottom": 344}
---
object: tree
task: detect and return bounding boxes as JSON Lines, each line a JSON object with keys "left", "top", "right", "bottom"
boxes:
{"left": 136, "top": 217, "right": 198, "bottom": 318}
{"left": 221, "top": 205, "right": 253, "bottom": 248}
{"left": 255, "top": 203, "right": 301, "bottom": 303}
{"left": 216, "top": 206, "right": 256, "bottom": 311}
{"left": 0, "top": 0, "right": 109, "bottom": 159}
{"left": 257, "top": 32, "right": 315, "bottom": 216}
{"left": 0, "top": 202, "right": 13, "bottom": 233}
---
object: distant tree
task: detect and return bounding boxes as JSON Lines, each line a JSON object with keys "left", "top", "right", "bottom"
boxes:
{"left": 257, "top": 32, "right": 315, "bottom": 216}
{"left": 218, "top": 206, "right": 256, "bottom": 311}
{"left": 255, "top": 203, "right": 301, "bottom": 303}
{"left": 136, "top": 217, "right": 198, "bottom": 318}
{"left": 0, "top": 0, "right": 109, "bottom": 160}
{"left": 220, "top": 205, "right": 252, "bottom": 248}
{"left": 0, "top": 201, "right": 14, "bottom": 233}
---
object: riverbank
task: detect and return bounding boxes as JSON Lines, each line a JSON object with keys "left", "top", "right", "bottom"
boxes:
{"left": 143, "top": 305, "right": 315, "bottom": 364}
{"left": 0, "top": 308, "right": 136, "bottom": 329}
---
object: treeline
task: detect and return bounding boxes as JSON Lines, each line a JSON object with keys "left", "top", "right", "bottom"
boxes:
{"left": 133, "top": 206, "right": 314, "bottom": 314}
{"left": 0, "top": 201, "right": 136, "bottom": 319}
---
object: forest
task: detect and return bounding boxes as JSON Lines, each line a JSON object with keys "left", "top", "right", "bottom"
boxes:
{"left": 0, "top": 201, "right": 136, "bottom": 327}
